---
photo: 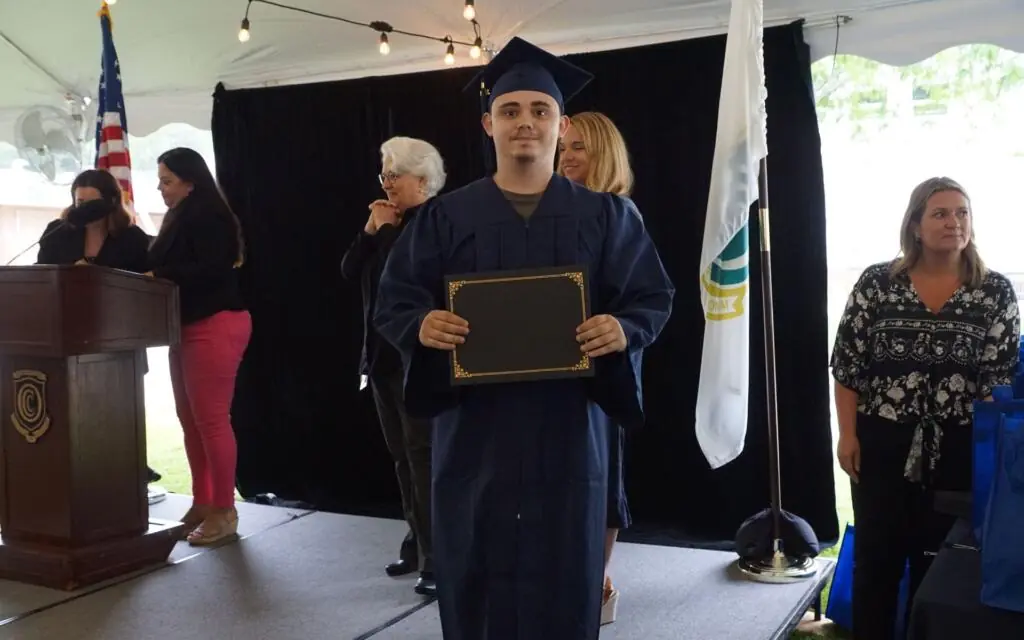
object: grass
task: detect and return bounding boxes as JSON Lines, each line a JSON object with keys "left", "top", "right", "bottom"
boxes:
{"left": 141, "top": 347, "right": 855, "bottom": 638}
{"left": 143, "top": 349, "right": 191, "bottom": 497}
{"left": 146, "top": 412, "right": 191, "bottom": 496}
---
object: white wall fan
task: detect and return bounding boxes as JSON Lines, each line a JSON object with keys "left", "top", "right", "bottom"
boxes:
{"left": 13, "top": 97, "right": 92, "bottom": 185}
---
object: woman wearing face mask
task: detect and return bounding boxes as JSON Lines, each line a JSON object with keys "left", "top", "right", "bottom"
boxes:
{"left": 341, "top": 136, "right": 447, "bottom": 597}
{"left": 36, "top": 168, "right": 150, "bottom": 271}
{"left": 831, "top": 177, "right": 1019, "bottom": 639}
{"left": 557, "top": 111, "right": 635, "bottom": 626}
{"left": 147, "top": 147, "right": 251, "bottom": 546}
{"left": 36, "top": 169, "right": 169, "bottom": 499}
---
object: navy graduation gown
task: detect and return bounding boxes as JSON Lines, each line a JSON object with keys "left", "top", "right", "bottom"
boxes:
{"left": 374, "top": 175, "right": 674, "bottom": 640}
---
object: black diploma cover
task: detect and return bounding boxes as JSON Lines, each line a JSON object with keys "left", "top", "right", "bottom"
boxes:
{"left": 444, "top": 265, "right": 593, "bottom": 385}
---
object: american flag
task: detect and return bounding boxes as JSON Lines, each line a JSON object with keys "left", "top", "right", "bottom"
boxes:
{"left": 94, "top": 2, "right": 134, "bottom": 207}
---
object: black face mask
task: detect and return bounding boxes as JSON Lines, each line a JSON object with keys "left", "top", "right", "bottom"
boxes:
{"left": 66, "top": 199, "right": 117, "bottom": 227}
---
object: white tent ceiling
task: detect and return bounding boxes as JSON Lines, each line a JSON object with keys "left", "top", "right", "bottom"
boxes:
{"left": 1, "top": 0, "right": 1023, "bottom": 145}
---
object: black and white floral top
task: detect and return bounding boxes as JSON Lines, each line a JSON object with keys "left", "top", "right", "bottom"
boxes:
{"left": 831, "top": 261, "right": 1020, "bottom": 482}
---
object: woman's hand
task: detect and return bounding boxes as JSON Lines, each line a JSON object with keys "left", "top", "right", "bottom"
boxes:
{"left": 364, "top": 200, "right": 399, "bottom": 235}
{"left": 837, "top": 432, "right": 861, "bottom": 483}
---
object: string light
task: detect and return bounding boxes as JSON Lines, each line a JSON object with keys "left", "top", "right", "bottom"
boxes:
{"left": 238, "top": 0, "right": 252, "bottom": 42}
{"left": 237, "top": 0, "right": 485, "bottom": 66}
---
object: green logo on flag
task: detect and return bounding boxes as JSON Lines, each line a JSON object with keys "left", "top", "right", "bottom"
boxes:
{"left": 701, "top": 226, "right": 749, "bottom": 321}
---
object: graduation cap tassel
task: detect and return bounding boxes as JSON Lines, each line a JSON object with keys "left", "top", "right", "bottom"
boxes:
{"left": 478, "top": 81, "right": 496, "bottom": 175}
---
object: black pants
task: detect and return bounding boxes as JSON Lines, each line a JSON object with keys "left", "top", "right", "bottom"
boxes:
{"left": 371, "top": 369, "right": 433, "bottom": 574}
{"left": 851, "top": 413, "right": 970, "bottom": 640}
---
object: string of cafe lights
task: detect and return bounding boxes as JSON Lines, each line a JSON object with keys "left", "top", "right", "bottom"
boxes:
{"left": 237, "top": 0, "right": 488, "bottom": 65}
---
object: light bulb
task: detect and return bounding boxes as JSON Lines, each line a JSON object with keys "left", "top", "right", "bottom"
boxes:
{"left": 379, "top": 33, "right": 390, "bottom": 55}
{"left": 107, "top": 0, "right": 117, "bottom": 4}
{"left": 445, "top": 42, "right": 456, "bottom": 65}
{"left": 470, "top": 45, "right": 481, "bottom": 59}
{"left": 463, "top": 2, "right": 475, "bottom": 20}
{"left": 238, "top": 18, "right": 250, "bottom": 42}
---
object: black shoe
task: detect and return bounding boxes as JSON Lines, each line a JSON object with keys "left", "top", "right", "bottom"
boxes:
{"left": 385, "top": 559, "right": 417, "bottom": 577}
{"left": 414, "top": 572, "right": 436, "bottom": 597}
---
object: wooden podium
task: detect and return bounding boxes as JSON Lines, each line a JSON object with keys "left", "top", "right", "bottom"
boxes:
{"left": 0, "top": 265, "right": 186, "bottom": 590}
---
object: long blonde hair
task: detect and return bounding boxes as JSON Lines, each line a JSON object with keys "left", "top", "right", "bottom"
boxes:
{"left": 890, "top": 176, "right": 986, "bottom": 288}
{"left": 558, "top": 111, "right": 634, "bottom": 196}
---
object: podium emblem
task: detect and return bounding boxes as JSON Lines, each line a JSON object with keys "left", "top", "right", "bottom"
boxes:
{"left": 11, "top": 370, "right": 51, "bottom": 444}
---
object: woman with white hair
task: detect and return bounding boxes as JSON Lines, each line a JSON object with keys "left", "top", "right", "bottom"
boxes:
{"left": 341, "top": 136, "right": 446, "bottom": 598}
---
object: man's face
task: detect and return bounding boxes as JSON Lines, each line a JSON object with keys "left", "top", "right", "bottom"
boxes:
{"left": 483, "top": 90, "right": 569, "bottom": 166}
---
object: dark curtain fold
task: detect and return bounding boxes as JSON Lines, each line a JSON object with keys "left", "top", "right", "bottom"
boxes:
{"left": 211, "top": 19, "right": 838, "bottom": 545}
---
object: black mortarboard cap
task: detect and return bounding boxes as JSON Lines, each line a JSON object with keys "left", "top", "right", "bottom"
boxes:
{"left": 734, "top": 508, "right": 821, "bottom": 561}
{"left": 464, "top": 37, "right": 594, "bottom": 113}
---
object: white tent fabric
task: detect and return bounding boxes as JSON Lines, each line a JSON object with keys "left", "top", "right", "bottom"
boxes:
{"left": 1, "top": 0, "right": 1023, "bottom": 144}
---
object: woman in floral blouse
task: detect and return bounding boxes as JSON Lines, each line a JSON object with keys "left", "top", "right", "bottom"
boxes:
{"left": 831, "top": 176, "right": 1020, "bottom": 639}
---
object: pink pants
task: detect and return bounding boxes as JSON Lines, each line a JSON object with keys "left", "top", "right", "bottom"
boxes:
{"left": 168, "top": 310, "right": 251, "bottom": 509}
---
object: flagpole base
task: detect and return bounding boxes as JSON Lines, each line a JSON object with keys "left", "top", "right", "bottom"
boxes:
{"left": 737, "top": 551, "right": 818, "bottom": 584}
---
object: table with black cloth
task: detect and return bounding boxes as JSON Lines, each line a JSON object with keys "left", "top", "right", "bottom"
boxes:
{"left": 909, "top": 507, "right": 1024, "bottom": 639}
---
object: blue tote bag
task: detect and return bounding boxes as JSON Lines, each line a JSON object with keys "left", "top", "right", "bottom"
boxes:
{"left": 971, "top": 386, "right": 1024, "bottom": 542}
{"left": 826, "top": 523, "right": 910, "bottom": 635}
{"left": 979, "top": 413, "right": 1024, "bottom": 613}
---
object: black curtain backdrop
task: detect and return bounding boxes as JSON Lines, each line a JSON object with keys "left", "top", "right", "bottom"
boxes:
{"left": 211, "top": 19, "right": 839, "bottom": 546}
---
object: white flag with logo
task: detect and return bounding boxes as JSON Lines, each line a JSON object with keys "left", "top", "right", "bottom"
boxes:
{"left": 695, "top": 0, "right": 767, "bottom": 469}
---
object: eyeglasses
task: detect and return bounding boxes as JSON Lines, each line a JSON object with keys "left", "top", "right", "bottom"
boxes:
{"left": 378, "top": 172, "right": 402, "bottom": 185}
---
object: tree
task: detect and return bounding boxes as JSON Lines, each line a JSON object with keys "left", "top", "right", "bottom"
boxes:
{"left": 905, "top": 45, "right": 1024, "bottom": 105}
{"left": 811, "top": 44, "right": 1024, "bottom": 138}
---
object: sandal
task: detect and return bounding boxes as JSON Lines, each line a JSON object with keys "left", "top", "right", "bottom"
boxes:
{"left": 601, "top": 575, "right": 619, "bottom": 625}
{"left": 187, "top": 508, "right": 239, "bottom": 547}
{"left": 179, "top": 505, "right": 210, "bottom": 540}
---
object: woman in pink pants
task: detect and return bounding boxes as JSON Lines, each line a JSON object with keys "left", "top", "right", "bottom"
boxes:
{"left": 146, "top": 147, "right": 251, "bottom": 546}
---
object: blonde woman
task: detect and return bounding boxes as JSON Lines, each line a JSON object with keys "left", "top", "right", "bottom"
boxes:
{"left": 557, "top": 111, "right": 635, "bottom": 625}
{"left": 558, "top": 111, "right": 634, "bottom": 200}
{"left": 831, "top": 177, "right": 1019, "bottom": 638}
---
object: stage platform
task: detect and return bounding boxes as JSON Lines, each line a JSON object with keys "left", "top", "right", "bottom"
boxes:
{"left": 0, "top": 494, "right": 834, "bottom": 639}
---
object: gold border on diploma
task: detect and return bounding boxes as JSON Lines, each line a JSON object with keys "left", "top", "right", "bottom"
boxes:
{"left": 447, "top": 270, "right": 591, "bottom": 381}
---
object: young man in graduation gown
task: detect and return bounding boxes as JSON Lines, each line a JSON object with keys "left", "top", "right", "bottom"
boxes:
{"left": 373, "top": 37, "right": 675, "bottom": 639}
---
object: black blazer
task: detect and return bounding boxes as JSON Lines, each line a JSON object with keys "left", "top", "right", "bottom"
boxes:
{"left": 147, "top": 204, "right": 245, "bottom": 326}
{"left": 36, "top": 220, "right": 151, "bottom": 272}
{"left": 341, "top": 205, "right": 420, "bottom": 378}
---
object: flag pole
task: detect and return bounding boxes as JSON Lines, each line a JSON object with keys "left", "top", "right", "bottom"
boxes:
{"left": 757, "top": 160, "right": 783, "bottom": 546}
{"left": 736, "top": 158, "right": 817, "bottom": 583}
{"left": 697, "top": 0, "right": 818, "bottom": 582}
